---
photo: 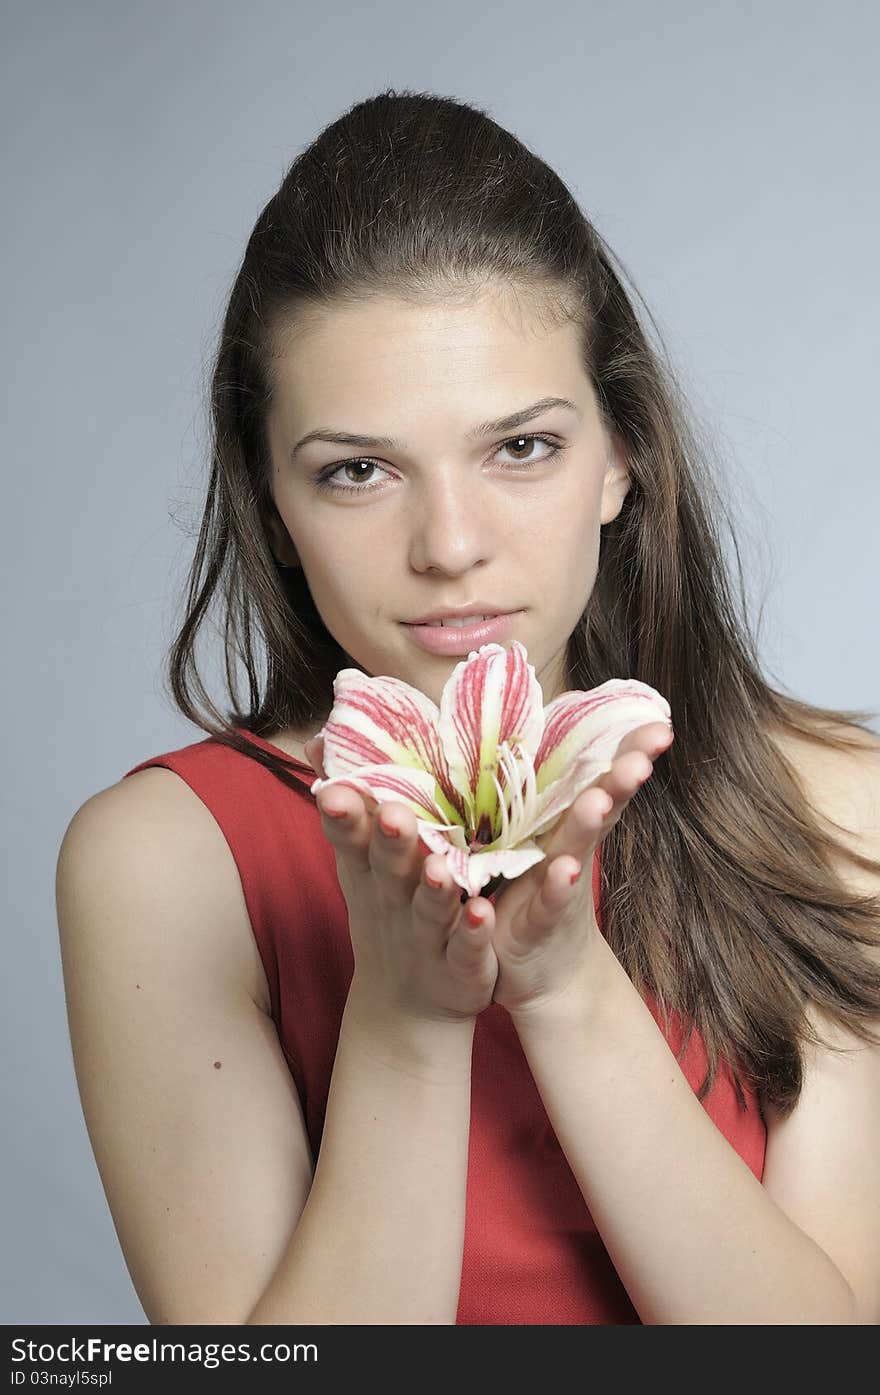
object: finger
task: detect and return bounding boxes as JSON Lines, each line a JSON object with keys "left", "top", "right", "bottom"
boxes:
{"left": 315, "top": 786, "right": 374, "bottom": 871}
{"left": 447, "top": 895, "right": 496, "bottom": 967}
{"left": 576, "top": 751, "right": 655, "bottom": 839}
{"left": 594, "top": 749, "right": 656, "bottom": 808}
{"left": 413, "top": 854, "right": 464, "bottom": 925}
{"left": 539, "top": 753, "right": 652, "bottom": 865}
{"left": 510, "top": 855, "right": 582, "bottom": 950}
{"left": 616, "top": 720, "right": 674, "bottom": 762}
{"left": 537, "top": 782, "right": 615, "bottom": 864}
{"left": 368, "top": 800, "right": 425, "bottom": 896}
{"left": 409, "top": 853, "right": 496, "bottom": 981}
{"left": 303, "top": 735, "right": 327, "bottom": 778}
{"left": 413, "top": 858, "right": 496, "bottom": 945}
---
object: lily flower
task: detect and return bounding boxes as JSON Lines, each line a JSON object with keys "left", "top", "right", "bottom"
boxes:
{"left": 311, "top": 641, "right": 672, "bottom": 899}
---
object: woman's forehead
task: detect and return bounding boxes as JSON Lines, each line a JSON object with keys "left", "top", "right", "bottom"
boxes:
{"left": 268, "top": 291, "right": 590, "bottom": 420}
{"left": 269, "top": 279, "right": 581, "bottom": 356}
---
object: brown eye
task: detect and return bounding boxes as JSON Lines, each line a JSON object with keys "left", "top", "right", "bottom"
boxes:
{"left": 506, "top": 436, "right": 534, "bottom": 457}
{"left": 315, "top": 458, "right": 392, "bottom": 493}
{"left": 341, "top": 461, "right": 381, "bottom": 484}
{"left": 496, "top": 434, "right": 561, "bottom": 467}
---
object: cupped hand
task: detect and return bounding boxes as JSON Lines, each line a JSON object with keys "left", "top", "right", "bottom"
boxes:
{"left": 303, "top": 736, "right": 500, "bottom": 1026}
{"left": 477, "top": 720, "right": 674, "bottom": 1018}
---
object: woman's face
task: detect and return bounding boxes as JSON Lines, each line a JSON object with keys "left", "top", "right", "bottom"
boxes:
{"left": 264, "top": 283, "right": 630, "bottom": 709}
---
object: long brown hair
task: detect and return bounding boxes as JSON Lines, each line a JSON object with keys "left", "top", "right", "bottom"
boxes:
{"left": 166, "top": 87, "right": 880, "bottom": 1115}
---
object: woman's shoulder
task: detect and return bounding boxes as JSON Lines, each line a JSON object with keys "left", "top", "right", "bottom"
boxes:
{"left": 768, "top": 718, "right": 880, "bottom": 837}
{"left": 67, "top": 760, "right": 274, "bottom": 1016}
{"left": 767, "top": 713, "right": 880, "bottom": 766}
{"left": 767, "top": 716, "right": 880, "bottom": 921}
{"left": 91, "top": 723, "right": 324, "bottom": 1004}
{"left": 96, "top": 720, "right": 322, "bottom": 864}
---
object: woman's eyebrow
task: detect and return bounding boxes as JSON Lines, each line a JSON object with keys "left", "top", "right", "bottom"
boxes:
{"left": 289, "top": 396, "right": 581, "bottom": 460}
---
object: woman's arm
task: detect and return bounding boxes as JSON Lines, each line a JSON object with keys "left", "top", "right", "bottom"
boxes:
{"left": 57, "top": 774, "right": 475, "bottom": 1326}
{"left": 507, "top": 741, "right": 880, "bottom": 1325}
{"left": 510, "top": 931, "right": 874, "bottom": 1324}
{"left": 246, "top": 990, "right": 475, "bottom": 1325}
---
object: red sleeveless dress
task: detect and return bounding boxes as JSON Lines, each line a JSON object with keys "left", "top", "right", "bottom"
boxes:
{"left": 123, "top": 726, "right": 766, "bottom": 1324}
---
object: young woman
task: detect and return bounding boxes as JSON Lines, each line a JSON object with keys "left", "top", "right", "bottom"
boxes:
{"left": 56, "top": 88, "right": 880, "bottom": 1326}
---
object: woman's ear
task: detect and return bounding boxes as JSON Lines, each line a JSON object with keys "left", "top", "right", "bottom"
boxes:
{"left": 599, "top": 439, "right": 631, "bottom": 526}
{"left": 263, "top": 498, "right": 301, "bottom": 568}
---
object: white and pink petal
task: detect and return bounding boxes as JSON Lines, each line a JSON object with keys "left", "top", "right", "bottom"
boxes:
{"left": 418, "top": 836, "right": 546, "bottom": 898}
{"left": 461, "top": 841, "right": 546, "bottom": 896}
{"left": 438, "top": 641, "right": 544, "bottom": 828}
{"left": 319, "top": 669, "right": 445, "bottom": 774}
{"left": 528, "top": 748, "right": 616, "bottom": 840}
{"left": 533, "top": 679, "right": 671, "bottom": 794}
{"left": 312, "top": 762, "right": 453, "bottom": 826}
{"left": 416, "top": 821, "right": 470, "bottom": 857}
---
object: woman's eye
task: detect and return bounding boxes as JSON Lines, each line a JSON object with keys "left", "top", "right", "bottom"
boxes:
{"left": 313, "top": 433, "right": 562, "bottom": 494}
{"left": 321, "top": 459, "right": 390, "bottom": 491}
{"left": 497, "top": 434, "right": 559, "bottom": 465}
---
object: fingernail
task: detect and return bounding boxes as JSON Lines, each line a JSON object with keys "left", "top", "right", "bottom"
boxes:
{"left": 569, "top": 862, "right": 582, "bottom": 886}
{"left": 323, "top": 804, "right": 348, "bottom": 820}
{"left": 378, "top": 818, "right": 400, "bottom": 838}
{"left": 466, "top": 905, "right": 485, "bottom": 927}
{"left": 600, "top": 794, "right": 614, "bottom": 817}
{"left": 425, "top": 870, "right": 444, "bottom": 889}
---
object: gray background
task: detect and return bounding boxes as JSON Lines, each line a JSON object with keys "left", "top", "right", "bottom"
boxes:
{"left": 3, "top": 0, "right": 878, "bottom": 1323}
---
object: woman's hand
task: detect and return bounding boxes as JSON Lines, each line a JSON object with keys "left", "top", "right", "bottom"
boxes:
{"left": 480, "top": 721, "right": 674, "bottom": 1018}
{"left": 304, "top": 736, "right": 500, "bottom": 1028}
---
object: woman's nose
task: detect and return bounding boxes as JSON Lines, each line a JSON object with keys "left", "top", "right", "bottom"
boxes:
{"left": 407, "top": 472, "right": 492, "bottom": 575}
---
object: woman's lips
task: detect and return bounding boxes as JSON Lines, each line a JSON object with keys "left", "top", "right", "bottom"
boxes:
{"left": 402, "top": 612, "right": 521, "bottom": 655}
